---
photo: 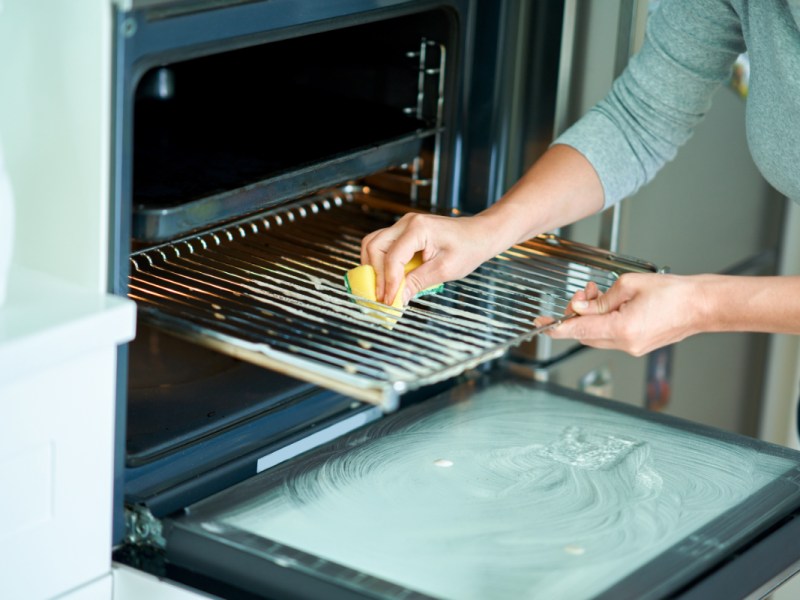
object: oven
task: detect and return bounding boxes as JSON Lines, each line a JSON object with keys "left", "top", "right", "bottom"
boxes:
{"left": 108, "top": 1, "right": 800, "bottom": 599}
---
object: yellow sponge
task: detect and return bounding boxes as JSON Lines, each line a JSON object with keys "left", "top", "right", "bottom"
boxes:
{"left": 401, "top": 252, "right": 446, "bottom": 297}
{"left": 403, "top": 251, "right": 424, "bottom": 274}
{"left": 344, "top": 252, "right": 443, "bottom": 327}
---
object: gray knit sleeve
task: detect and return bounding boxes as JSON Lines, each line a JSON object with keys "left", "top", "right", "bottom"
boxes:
{"left": 555, "top": 0, "right": 746, "bottom": 209}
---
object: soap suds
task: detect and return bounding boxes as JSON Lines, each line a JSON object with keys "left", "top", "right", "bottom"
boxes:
{"left": 219, "top": 384, "right": 794, "bottom": 600}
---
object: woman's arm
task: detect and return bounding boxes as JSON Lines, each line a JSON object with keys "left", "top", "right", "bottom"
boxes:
{"left": 361, "top": 144, "right": 604, "bottom": 304}
{"left": 363, "top": 0, "right": 746, "bottom": 305}
{"left": 557, "top": 0, "right": 745, "bottom": 208}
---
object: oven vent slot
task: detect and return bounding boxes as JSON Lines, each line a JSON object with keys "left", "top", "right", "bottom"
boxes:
{"left": 129, "top": 187, "right": 656, "bottom": 411}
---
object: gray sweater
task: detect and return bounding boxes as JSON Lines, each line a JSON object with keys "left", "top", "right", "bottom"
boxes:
{"left": 557, "top": 0, "right": 800, "bottom": 209}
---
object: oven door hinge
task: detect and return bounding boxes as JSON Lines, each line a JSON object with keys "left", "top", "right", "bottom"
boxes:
{"left": 124, "top": 504, "right": 166, "bottom": 549}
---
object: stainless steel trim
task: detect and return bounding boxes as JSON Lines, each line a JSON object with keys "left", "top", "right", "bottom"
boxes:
{"left": 599, "top": 201, "right": 623, "bottom": 253}
{"left": 548, "top": 0, "right": 578, "bottom": 255}
{"left": 614, "top": 0, "right": 638, "bottom": 80}
{"left": 553, "top": 0, "right": 578, "bottom": 138}
{"left": 599, "top": 0, "right": 642, "bottom": 254}
{"left": 129, "top": 188, "right": 657, "bottom": 411}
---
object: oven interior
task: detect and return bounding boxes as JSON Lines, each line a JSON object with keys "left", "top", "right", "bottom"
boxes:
{"left": 131, "top": 9, "right": 452, "bottom": 243}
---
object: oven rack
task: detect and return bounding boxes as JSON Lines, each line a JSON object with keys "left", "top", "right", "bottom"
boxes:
{"left": 129, "top": 187, "right": 657, "bottom": 411}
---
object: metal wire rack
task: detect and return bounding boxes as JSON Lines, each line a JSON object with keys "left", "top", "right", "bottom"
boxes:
{"left": 129, "top": 187, "right": 657, "bottom": 411}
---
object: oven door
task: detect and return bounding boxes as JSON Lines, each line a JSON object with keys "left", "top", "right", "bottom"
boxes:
{"left": 156, "top": 373, "right": 800, "bottom": 600}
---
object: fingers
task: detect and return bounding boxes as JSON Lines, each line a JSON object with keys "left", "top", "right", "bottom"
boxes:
{"left": 402, "top": 261, "right": 445, "bottom": 304}
{"left": 383, "top": 233, "right": 426, "bottom": 304}
{"left": 361, "top": 227, "right": 391, "bottom": 301}
{"left": 360, "top": 225, "right": 408, "bottom": 303}
{"left": 539, "top": 278, "right": 629, "bottom": 347}
{"left": 566, "top": 289, "right": 587, "bottom": 314}
{"left": 548, "top": 312, "right": 621, "bottom": 344}
{"left": 360, "top": 214, "right": 430, "bottom": 304}
{"left": 571, "top": 277, "right": 630, "bottom": 315}
{"left": 360, "top": 229, "right": 382, "bottom": 266}
{"left": 539, "top": 275, "right": 667, "bottom": 356}
{"left": 360, "top": 213, "right": 489, "bottom": 305}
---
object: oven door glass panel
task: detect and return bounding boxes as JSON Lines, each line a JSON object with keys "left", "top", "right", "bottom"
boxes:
{"left": 163, "top": 375, "right": 800, "bottom": 599}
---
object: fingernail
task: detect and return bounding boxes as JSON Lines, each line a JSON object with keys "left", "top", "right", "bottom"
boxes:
{"left": 573, "top": 300, "right": 589, "bottom": 311}
{"left": 402, "top": 288, "right": 413, "bottom": 305}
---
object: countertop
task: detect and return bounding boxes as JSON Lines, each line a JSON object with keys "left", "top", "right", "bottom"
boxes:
{"left": 0, "top": 265, "right": 136, "bottom": 388}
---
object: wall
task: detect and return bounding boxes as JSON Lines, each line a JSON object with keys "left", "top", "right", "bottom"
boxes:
{"left": 0, "top": 0, "right": 112, "bottom": 293}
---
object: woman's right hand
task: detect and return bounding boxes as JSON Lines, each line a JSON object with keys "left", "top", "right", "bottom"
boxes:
{"left": 359, "top": 144, "right": 608, "bottom": 305}
{"left": 360, "top": 212, "right": 497, "bottom": 305}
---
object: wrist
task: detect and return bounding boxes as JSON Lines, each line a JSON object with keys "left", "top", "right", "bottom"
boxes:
{"left": 690, "top": 274, "right": 726, "bottom": 333}
{"left": 471, "top": 209, "right": 529, "bottom": 256}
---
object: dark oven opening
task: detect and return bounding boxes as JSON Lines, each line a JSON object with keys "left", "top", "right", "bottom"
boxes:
{"left": 131, "top": 8, "right": 456, "bottom": 245}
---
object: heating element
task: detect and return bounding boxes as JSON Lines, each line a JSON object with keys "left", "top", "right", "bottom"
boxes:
{"left": 129, "top": 186, "right": 656, "bottom": 410}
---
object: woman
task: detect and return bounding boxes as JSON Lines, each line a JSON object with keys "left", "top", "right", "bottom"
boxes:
{"left": 361, "top": 0, "right": 800, "bottom": 356}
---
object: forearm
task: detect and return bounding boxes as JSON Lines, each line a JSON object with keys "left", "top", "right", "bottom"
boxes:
{"left": 473, "top": 144, "right": 605, "bottom": 255}
{"left": 361, "top": 144, "right": 604, "bottom": 304}
{"left": 698, "top": 274, "right": 800, "bottom": 335}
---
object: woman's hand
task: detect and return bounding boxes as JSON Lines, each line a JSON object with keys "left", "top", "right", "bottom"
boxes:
{"left": 535, "top": 273, "right": 707, "bottom": 356}
{"left": 359, "top": 145, "right": 607, "bottom": 305}
{"left": 360, "top": 212, "right": 499, "bottom": 305}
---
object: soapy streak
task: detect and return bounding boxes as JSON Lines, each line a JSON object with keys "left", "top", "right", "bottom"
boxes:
{"left": 198, "top": 250, "right": 489, "bottom": 353}
{"left": 222, "top": 385, "right": 792, "bottom": 600}
{"left": 144, "top": 255, "right": 509, "bottom": 384}
{"left": 259, "top": 239, "right": 575, "bottom": 323}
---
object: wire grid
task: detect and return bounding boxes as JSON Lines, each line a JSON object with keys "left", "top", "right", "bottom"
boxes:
{"left": 129, "top": 190, "right": 652, "bottom": 410}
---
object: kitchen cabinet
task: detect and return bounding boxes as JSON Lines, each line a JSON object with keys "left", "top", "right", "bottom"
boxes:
{"left": 0, "top": 266, "right": 135, "bottom": 599}
{"left": 0, "top": 2, "right": 134, "bottom": 596}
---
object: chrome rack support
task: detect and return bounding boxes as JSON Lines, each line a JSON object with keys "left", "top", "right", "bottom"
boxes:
{"left": 404, "top": 38, "right": 446, "bottom": 209}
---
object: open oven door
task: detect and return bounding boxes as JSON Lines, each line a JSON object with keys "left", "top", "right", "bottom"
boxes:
{"left": 155, "top": 373, "right": 800, "bottom": 600}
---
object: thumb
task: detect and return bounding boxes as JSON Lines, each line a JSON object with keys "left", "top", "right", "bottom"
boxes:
{"left": 571, "top": 280, "right": 632, "bottom": 316}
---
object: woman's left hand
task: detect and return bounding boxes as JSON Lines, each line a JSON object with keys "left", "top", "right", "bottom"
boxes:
{"left": 534, "top": 273, "right": 706, "bottom": 356}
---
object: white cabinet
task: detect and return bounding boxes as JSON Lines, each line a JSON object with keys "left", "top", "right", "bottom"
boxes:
{"left": 0, "top": 266, "right": 135, "bottom": 600}
{"left": 113, "top": 564, "right": 214, "bottom": 600}
{"left": 0, "top": 1, "right": 130, "bottom": 597}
